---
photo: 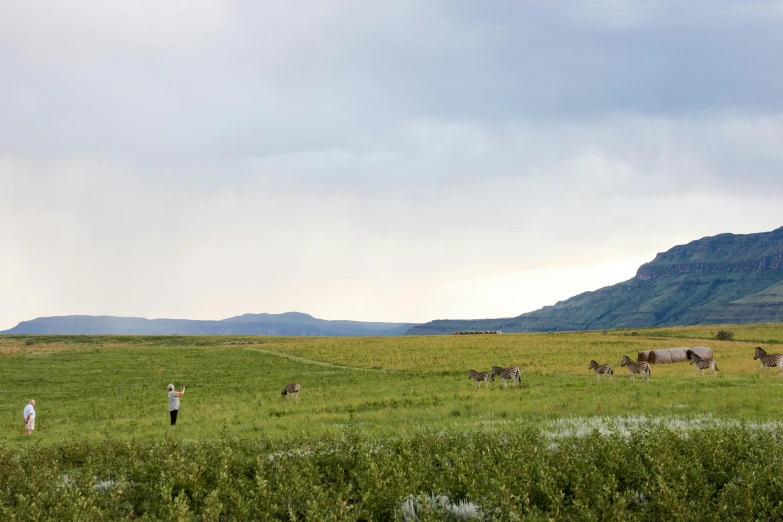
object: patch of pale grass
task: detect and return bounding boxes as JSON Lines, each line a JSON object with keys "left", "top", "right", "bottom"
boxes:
{"left": 541, "top": 414, "right": 783, "bottom": 441}
{"left": 0, "top": 340, "right": 74, "bottom": 355}
{"left": 400, "top": 493, "right": 482, "bottom": 521}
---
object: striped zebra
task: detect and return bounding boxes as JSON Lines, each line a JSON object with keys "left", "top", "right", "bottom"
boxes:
{"left": 468, "top": 370, "right": 490, "bottom": 388}
{"left": 491, "top": 366, "right": 520, "bottom": 387}
{"left": 281, "top": 382, "right": 301, "bottom": 399}
{"left": 754, "top": 347, "right": 783, "bottom": 375}
{"left": 620, "top": 356, "right": 650, "bottom": 381}
{"left": 588, "top": 360, "right": 613, "bottom": 381}
{"left": 686, "top": 351, "right": 718, "bottom": 376}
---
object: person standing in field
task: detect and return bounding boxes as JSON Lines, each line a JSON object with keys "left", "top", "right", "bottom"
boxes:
{"left": 168, "top": 384, "right": 185, "bottom": 426}
{"left": 23, "top": 399, "right": 36, "bottom": 435}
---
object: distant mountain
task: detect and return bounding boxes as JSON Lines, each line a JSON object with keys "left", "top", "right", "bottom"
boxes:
{"left": 1, "top": 312, "right": 418, "bottom": 337}
{"left": 407, "top": 227, "right": 783, "bottom": 335}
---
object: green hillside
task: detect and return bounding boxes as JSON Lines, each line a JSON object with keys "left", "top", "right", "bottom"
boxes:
{"left": 409, "top": 227, "right": 783, "bottom": 335}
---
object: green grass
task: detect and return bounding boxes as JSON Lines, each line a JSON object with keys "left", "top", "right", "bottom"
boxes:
{"left": 623, "top": 322, "right": 783, "bottom": 344}
{"left": 3, "top": 324, "right": 783, "bottom": 446}
{"left": 4, "top": 327, "right": 783, "bottom": 519}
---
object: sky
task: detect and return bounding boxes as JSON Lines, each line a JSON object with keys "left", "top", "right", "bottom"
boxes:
{"left": 2, "top": 0, "right": 783, "bottom": 329}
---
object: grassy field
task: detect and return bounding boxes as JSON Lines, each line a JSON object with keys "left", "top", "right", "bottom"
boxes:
{"left": 4, "top": 325, "right": 783, "bottom": 519}
{"left": 2, "top": 324, "right": 783, "bottom": 446}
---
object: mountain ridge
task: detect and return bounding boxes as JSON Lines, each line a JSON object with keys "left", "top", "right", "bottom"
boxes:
{"left": 407, "top": 227, "right": 783, "bottom": 335}
{"left": 1, "top": 312, "right": 418, "bottom": 337}
{"left": 7, "top": 228, "right": 783, "bottom": 337}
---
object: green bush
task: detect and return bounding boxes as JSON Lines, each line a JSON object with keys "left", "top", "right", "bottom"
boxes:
{"left": 715, "top": 330, "right": 735, "bottom": 341}
{"left": 1, "top": 425, "right": 783, "bottom": 520}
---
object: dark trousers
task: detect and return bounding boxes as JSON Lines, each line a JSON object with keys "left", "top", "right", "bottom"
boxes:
{"left": 170, "top": 409, "right": 178, "bottom": 426}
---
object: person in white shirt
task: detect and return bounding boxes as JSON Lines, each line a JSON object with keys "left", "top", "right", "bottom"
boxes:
{"left": 167, "top": 384, "right": 185, "bottom": 426}
{"left": 23, "top": 400, "right": 36, "bottom": 435}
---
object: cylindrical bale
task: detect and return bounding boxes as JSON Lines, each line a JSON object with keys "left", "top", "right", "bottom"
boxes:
{"left": 648, "top": 349, "right": 673, "bottom": 364}
{"left": 668, "top": 348, "right": 689, "bottom": 363}
{"left": 637, "top": 350, "right": 653, "bottom": 362}
{"left": 687, "top": 346, "right": 713, "bottom": 360}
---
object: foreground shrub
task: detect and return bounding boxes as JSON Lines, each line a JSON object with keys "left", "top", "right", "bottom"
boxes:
{"left": 1, "top": 424, "right": 783, "bottom": 520}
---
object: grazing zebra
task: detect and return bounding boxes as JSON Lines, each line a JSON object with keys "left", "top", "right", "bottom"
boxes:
{"left": 620, "top": 356, "right": 650, "bottom": 381}
{"left": 281, "top": 382, "right": 301, "bottom": 399}
{"left": 468, "top": 370, "right": 490, "bottom": 388}
{"left": 491, "top": 366, "right": 521, "bottom": 387}
{"left": 588, "top": 360, "right": 613, "bottom": 381}
{"left": 686, "top": 352, "right": 719, "bottom": 376}
{"left": 753, "top": 347, "right": 783, "bottom": 375}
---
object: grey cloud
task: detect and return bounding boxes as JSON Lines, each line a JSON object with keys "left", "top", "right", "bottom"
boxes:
{"left": 2, "top": 1, "right": 783, "bottom": 329}
{"left": 4, "top": 113, "right": 782, "bottom": 242}
{"left": 2, "top": 1, "right": 783, "bottom": 161}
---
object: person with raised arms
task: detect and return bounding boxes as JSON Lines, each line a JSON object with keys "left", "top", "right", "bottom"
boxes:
{"left": 167, "top": 384, "right": 185, "bottom": 426}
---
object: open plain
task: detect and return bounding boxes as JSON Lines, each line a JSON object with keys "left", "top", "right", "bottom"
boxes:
{"left": 3, "top": 325, "right": 783, "bottom": 519}
{"left": 2, "top": 324, "right": 783, "bottom": 444}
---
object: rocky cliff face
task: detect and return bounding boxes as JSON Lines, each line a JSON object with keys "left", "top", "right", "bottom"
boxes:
{"left": 635, "top": 255, "right": 783, "bottom": 280}
{"left": 635, "top": 228, "right": 783, "bottom": 280}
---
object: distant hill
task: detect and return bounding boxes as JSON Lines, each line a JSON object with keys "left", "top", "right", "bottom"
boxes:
{"left": 1, "top": 312, "right": 418, "bottom": 337}
{"left": 407, "top": 227, "right": 783, "bottom": 335}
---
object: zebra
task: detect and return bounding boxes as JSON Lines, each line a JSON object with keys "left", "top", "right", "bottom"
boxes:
{"left": 753, "top": 347, "right": 783, "bottom": 375}
{"left": 588, "top": 360, "right": 613, "bottom": 381}
{"left": 491, "top": 366, "right": 520, "bottom": 387}
{"left": 281, "top": 382, "right": 301, "bottom": 399}
{"left": 686, "top": 351, "right": 718, "bottom": 376}
{"left": 468, "top": 370, "right": 490, "bottom": 388}
{"left": 620, "top": 356, "right": 650, "bottom": 381}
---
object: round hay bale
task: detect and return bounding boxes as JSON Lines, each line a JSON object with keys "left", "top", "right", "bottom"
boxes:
{"left": 687, "top": 346, "right": 713, "bottom": 360}
{"left": 637, "top": 350, "right": 653, "bottom": 362}
{"left": 648, "top": 349, "right": 673, "bottom": 364}
{"left": 668, "top": 348, "right": 689, "bottom": 363}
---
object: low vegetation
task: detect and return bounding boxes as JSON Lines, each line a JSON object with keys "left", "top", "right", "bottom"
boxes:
{"left": 714, "top": 329, "right": 735, "bottom": 341}
{"left": 3, "top": 423, "right": 783, "bottom": 520}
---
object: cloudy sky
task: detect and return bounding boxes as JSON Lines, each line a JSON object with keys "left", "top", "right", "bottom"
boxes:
{"left": 2, "top": 1, "right": 783, "bottom": 329}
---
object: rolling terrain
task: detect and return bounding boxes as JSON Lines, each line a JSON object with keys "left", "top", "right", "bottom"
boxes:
{"left": 409, "top": 227, "right": 783, "bottom": 335}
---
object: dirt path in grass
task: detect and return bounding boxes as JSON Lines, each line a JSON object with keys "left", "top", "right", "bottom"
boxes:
{"left": 239, "top": 346, "right": 396, "bottom": 373}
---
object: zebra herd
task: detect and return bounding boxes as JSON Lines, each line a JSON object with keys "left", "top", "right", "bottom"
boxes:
{"left": 286, "top": 347, "right": 783, "bottom": 399}
{"left": 468, "top": 366, "right": 521, "bottom": 388}
{"left": 468, "top": 347, "right": 783, "bottom": 388}
{"left": 586, "top": 346, "right": 783, "bottom": 382}
{"left": 587, "top": 357, "right": 651, "bottom": 382}
{"left": 590, "top": 353, "right": 710, "bottom": 382}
